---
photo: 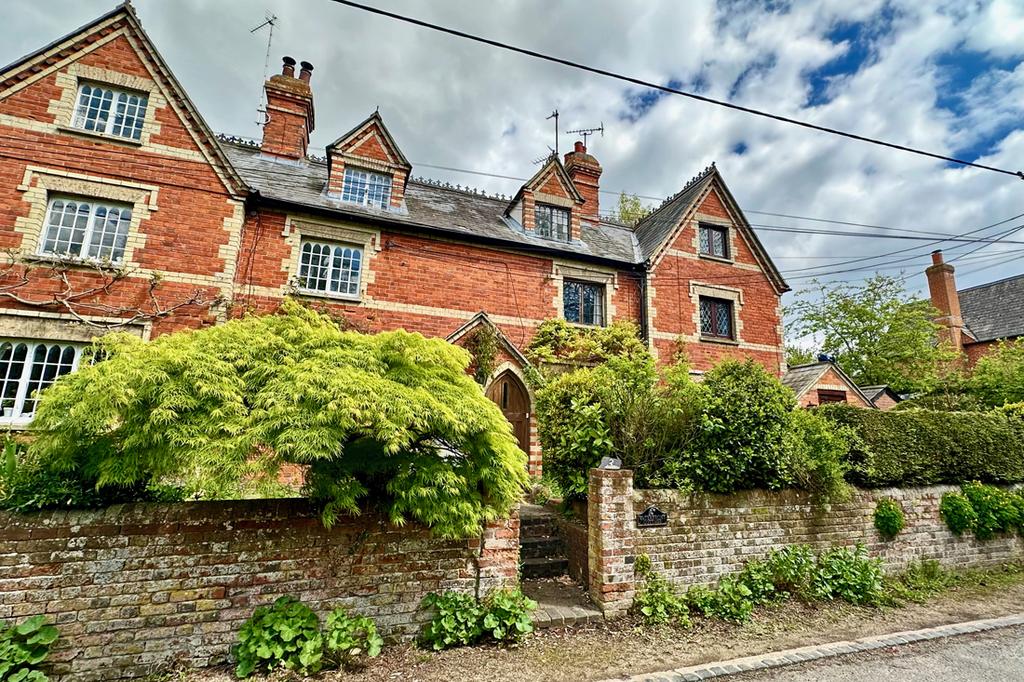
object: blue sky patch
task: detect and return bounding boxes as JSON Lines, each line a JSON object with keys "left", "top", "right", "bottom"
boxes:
{"left": 934, "top": 49, "right": 1021, "bottom": 161}
{"left": 619, "top": 78, "right": 686, "bottom": 123}
{"left": 732, "top": 141, "right": 749, "bottom": 156}
{"left": 805, "top": 5, "right": 897, "bottom": 107}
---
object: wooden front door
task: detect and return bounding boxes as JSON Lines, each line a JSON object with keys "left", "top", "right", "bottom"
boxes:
{"left": 486, "top": 370, "right": 530, "bottom": 453}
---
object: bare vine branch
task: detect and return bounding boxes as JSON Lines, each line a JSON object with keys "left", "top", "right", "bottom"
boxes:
{"left": 0, "top": 250, "right": 216, "bottom": 329}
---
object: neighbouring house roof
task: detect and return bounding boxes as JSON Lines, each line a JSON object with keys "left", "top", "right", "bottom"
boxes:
{"left": 0, "top": 2, "right": 246, "bottom": 198}
{"left": 633, "top": 164, "right": 789, "bottom": 293}
{"left": 859, "top": 385, "right": 902, "bottom": 405}
{"left": 782, "top": 361, "right": 876, "bottom": 407}
{"left": 221, "top": 140, "right": 642, "bottom": 265}
{"left": 958, "top": 272, "right": 1024, "bottom": 344}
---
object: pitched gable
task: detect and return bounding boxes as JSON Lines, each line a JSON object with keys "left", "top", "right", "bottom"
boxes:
{"left": 635, "top": 164, "right": 788, "bottom": 293}
{"left": 0, "top": 3, "right": 245, "bottom": 197}
{"left": 325, "top": 111, "right": 411, "bottom": 209}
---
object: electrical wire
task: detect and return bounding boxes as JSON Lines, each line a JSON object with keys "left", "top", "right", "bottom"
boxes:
{"left": 328, "top": 0, "right": 1024, "bottom": 180}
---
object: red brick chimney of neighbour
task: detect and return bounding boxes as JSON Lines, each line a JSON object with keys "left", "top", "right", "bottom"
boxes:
{"left": 925, "top": 250, "right": 965, "bottom": 352}
{"left": 564, "top": 141, "right": 602, "bottom": 222}
{"left": 260, "top": 57, "right": 315, "bottom": 161}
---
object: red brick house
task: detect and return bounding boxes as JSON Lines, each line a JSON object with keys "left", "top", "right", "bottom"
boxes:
{"left": 0, "top": 4, "right": 789, "bottom": 472}
{"left": 926, "top": 250, "right": 1023, "bottom": 367}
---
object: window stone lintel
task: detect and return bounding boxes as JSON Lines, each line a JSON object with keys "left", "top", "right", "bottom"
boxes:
{"left": 0, "top": 309, "right": 147, "bottom": 343}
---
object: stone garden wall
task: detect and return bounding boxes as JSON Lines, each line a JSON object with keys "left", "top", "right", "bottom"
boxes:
{"left": 585, "top": 468, "right": 1024, "bottom": 615}
{"left": 0, "top": 500, "right": 519, "bottom": 681}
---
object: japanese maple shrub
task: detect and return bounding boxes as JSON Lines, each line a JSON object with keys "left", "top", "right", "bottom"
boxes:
{"left": 25, "top": 299, "right": 527, "bottom": 538}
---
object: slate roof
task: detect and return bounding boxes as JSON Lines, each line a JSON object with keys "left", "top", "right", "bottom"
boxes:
{"left": 859, "top": 385, "right": 902, "bottom": 405}
{"left": 781, "top": 361, "right": 876, "bottom": 408}
{"left": 221, "top": 141, "right": 641, "bottom": 265}
{"left": 634, "top": 168, "right": 715, "bottom": 261}
{"left": 958, "top": 272, "right": 1024, "bottom": 343}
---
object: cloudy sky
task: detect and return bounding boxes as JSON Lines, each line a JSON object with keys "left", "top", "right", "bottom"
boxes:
{"left": 4, "top": 0, "right": 1024, "bottom": 308}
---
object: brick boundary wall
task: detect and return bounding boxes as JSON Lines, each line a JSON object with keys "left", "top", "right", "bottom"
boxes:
{"left": 0, "top": 500, "right": 519, "bottom": 681}
{"left": 585, "top": 469, "right": 1024, "bottom": 613}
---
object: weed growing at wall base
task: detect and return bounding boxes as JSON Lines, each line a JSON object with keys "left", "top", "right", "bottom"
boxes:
{"left": 420, "top": 588, "right": 536, "bottom": 651}
{"left": 631, "top": 554, "right": 691, "bottom": 627}
{"left": 0, "top": 616, "right": 59, "bottom": 682}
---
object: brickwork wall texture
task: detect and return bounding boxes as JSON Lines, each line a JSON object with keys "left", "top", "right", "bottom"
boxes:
{"left": 0, "top": 500, "right": 519, "bottom": 681}
{"left": 586, "top": 469, "right": 1024, "bottom": 608}
{"left": 631, "top": 480, "right": 1024, "bottom": 589}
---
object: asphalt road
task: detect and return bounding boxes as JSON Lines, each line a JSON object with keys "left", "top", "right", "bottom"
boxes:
{"left": 734, "top": 626, "right": 1024, "bottom": 681}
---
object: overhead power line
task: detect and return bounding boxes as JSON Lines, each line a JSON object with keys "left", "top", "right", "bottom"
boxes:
{"left": 330, "top": 0, "right": 1024, "bottom": 180}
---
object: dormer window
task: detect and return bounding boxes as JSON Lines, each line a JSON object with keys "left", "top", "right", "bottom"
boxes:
{"left": 535, "top": 204, "right": 570, "bottom": 241}
{"left": 72, "top": 83, "right": 148, "bottom": 141}
{"left": 341, "top": 167, "right": 391, "bottom": 209}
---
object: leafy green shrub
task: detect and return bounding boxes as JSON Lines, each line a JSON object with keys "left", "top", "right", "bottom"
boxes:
{"left": 420, "top": 589, "right": 536, "bottom": 650}
{"left": 940, "top": 491, "right": 977, "bottom": 536}
{"left": 526, "top": 319, "right": 647, "bottom": 365}
{"left": 1, "top": 439, "right": 184, "bottom": 513}
{"left": 819, "top": 404, "right": 1024, "bottom": 487}
{"left": 811, "top": 545, "right": 884, "bottom": 605}
{"left": 960, "top": 482, "right": 1021, "bottom": 540}
{"left": 419, "top": 591, "right": 484, "bottom": 651}
{"left": 25, "top": 300, "right": 527, "bottom": 538}
{"left": 683, "top": 360, "right": 797, "bottom": 493}
{"left": 323, "top": 608, "right": 383, "bottom": 669}
{"left": 482, "top": 588, "right": 537, "bottom": 643}
{"left": 785, "top": 408, "right": 852, "bottom": 500}
{"left": 631, "top": 554, "right": 690, "bottom": 627}
{"left": 0, "top": 615, "right": 59, "bottom": 681}
{"left": 233, "top": 596, "right": 323, "bottom": 678}
{"left": 873, "top": 499, "right": 905, "bottom": 539}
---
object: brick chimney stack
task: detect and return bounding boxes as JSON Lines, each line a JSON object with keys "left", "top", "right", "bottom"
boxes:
{"left": 564, "top": 141, "right": 602, "bottom": 222}
{"left": 260, "top": 56, "right": 315, "bottom": 161}
{"left": 925, "top": 250, "right": 965, "bottom": 352}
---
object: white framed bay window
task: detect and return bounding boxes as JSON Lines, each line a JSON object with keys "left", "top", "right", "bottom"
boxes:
{"left": 296, "top": 238, "right": 363, "bottom": 298}
{"left": 0, "top": 339, "right": 84, "bottom": 424}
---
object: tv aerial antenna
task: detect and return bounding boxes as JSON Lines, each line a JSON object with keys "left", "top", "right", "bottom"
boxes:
{"left": 566, "top": 122, "right": 605, "bottom": 148}
{"left": 251, "top": 11, "right": 278, "bottom": 127}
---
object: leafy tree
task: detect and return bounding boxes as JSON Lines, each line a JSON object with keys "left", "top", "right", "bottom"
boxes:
{"left": 786, "top": 275, "right": 956, "bottom": 394}
{"left": 615, "top": 192, "right": 652, "bottom": 226}
{"left": 967, "top": 339, "right": 1024, "bottom": 407}
{"left": 785, "top": 345, "right": 817, "bottom": 367}
{"left": 26, "top": 300, "right": 527, "bottom": 538}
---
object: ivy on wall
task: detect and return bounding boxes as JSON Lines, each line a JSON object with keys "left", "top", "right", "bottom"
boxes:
{"left": 464, "top": 325, "right": 499, "bottom": 385}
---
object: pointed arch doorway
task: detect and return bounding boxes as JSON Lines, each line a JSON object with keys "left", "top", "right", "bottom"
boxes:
{"left": 486, "top": 369, "right": 530, "bottom": 454}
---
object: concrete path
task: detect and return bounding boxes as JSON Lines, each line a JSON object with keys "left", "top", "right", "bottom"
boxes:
{"left": 619, "top": 613, "right": 1024, "bottom": 682}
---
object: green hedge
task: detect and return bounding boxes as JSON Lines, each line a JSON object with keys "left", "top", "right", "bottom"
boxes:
{"left": 818, "top": 404, "right": 1024, "bottom": 487}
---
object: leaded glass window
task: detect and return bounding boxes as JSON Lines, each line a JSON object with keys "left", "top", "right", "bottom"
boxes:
{"left": 699, "top": 297, "right": 734, "bottom": 339}
{"left": 563, "top": 280, "right": 605, "bottom": 326}
{"left": 535, "top": 204, "right": 570, "bottom": 241}
{"left": 699, "top": 224, "right": 729, "bottom": 259}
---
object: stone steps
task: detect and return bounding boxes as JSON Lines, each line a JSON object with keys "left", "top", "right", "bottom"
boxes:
{"left": 521, "top": 555, "right": 570, "bottom": 579}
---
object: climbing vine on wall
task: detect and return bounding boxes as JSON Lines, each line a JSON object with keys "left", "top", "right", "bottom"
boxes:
{"left": 464, "top": 325, "right": 499, "bottom": 385}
